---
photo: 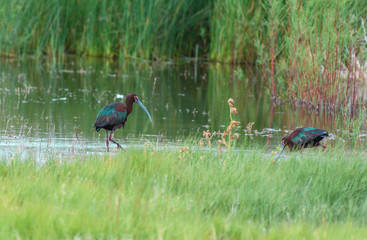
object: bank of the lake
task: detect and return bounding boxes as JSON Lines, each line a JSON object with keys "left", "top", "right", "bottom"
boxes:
{"left": 0, "top": 146, "right": 366, "bottom": 239}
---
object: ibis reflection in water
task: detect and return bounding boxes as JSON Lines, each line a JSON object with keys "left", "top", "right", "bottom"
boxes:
{"left": 94, "top": 93, "right": 152, "bottom": 151}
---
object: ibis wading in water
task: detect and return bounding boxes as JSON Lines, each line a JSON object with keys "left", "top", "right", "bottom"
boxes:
{"left": 94, "top": 93, "right": 152, "bottom": 151}
{"left": 281, "top": 127, "right": 329, "bottom": 151}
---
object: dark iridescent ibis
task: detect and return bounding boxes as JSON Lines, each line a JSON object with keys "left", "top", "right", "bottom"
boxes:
{"left": 94, "top": 93, "right": 152, "bottom": 151}
{"left": 281, "top": 127, "right": 329, "bottom": 151}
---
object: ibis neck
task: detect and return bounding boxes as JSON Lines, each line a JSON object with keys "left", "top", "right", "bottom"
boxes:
{"left": 126, "top": 98, "right": 134, "bottom": 116}
{"left": 283, "top": 136, "right": 291, "bottom": 146}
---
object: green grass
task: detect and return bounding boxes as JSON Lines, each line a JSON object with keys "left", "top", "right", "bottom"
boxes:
{"left": 0, "top": 144, "right": 366, "bottom": 239}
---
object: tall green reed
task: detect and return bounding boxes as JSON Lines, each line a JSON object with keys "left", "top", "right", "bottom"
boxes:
{"left": 209, "top": 0, "right": 264, "bottom": 64}
{"left": 334, "top": 107, "right": 367, "bottom": 151}
{"left": 278, "top": 0, "right": 365, "bottom": 109}
{"left": 1, "top": 0, "right": 366, "bottom": 111}
{"left": 0, "top": 0, "right": 211, "bottom": 60}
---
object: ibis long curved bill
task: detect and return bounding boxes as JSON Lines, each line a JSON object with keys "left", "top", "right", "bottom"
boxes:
{"left": 136, "top": 99, "right": 152, "bottom": 123}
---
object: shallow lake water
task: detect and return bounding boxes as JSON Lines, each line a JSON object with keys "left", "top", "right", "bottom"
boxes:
{"left": 0, "top": 57, "right": 364, "bottom": 161}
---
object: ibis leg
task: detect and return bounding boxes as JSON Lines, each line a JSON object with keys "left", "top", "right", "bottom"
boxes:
{"left": 109, "top": 130, "right": 122, "bottom": 149}
{"left": 316, "top": 142, "right": 327, "bottom": 150}
{"left": 106, "top": 130, "right": 109, "bottom": 152}
{"left": 275, "top": 149, "right": 284, "bottom": 162}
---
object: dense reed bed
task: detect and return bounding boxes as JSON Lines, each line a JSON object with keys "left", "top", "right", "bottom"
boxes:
{"left": 2, "top": 0, "right": 365, "bottom": 61}
{"left": 1, "top": 0, "right": 366, "bottom": 107}
{"left": 0, "top": 145, "right": 366, "bottom": 239}
{"left": 279, "top": 0, "right": 367, "bottom": 110}
{"left": 0, "top": 0, "right": 210, "bottom": 59}
{"left": 209, "top": 0, "right": 263, "bottom": 64}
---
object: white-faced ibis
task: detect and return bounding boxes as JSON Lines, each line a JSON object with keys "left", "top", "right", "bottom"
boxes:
{"left": 281, "top": 127, "right": 329, "bottom": 151}
{"left": 94, "top": 93, "right": 152, "bottom": 151}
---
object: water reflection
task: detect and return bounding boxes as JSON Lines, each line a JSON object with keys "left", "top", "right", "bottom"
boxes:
{"left": 0, "top": 57, "right": 365, "bottom": 161}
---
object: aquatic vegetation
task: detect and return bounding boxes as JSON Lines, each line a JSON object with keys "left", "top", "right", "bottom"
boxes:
{"left": 0, "top": 0, "right": 210, "bottom": 60}
{"left": 279, "top": 0, "right": 367, "bottom": 110}
{"left": 209, "top": 0, "right": 263, "bottom": 64}
{"left": 1, "top": 0, "right": 366, "bottom": 110}
{"left": 334, "top": 107, "right": 367, "bottom": 151}
{"left": 201, "top": 98, "right": 242, "bottom": 154}
{"left": 249, "top": 0, "right": 367, "bottom": 110}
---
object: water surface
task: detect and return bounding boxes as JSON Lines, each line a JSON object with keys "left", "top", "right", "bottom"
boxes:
{"left": 0, "top": 57, "right": 363, "bottom": 161}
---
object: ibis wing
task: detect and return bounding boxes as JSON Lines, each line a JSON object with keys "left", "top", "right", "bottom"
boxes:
{"left": 304, "top": 128, "right": 329, "bottom": 144}
{"left": 94, "top": 103, "right": 127, "bottom": 128}
{"left": 291, "top": 127, "right": 328, "bottom": 145}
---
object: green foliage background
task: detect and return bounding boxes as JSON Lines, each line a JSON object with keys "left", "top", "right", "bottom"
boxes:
{"left": 1, "top": 0, "right": 366, "bottom": 63}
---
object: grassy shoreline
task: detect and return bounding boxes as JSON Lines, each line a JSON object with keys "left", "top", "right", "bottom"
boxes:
{"left": 0, "top": 146, "right": 366, "bottom": 239}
